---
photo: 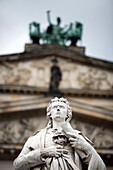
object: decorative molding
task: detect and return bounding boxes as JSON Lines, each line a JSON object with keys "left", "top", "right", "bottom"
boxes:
{"left": 0, "top": 96, "right": 113, "bottom": 127}
{"left": 0, "top": 44, "right": 113, "bottom": 71}
{"left": 0, "top": 84, "right": 113, "bottom": 98}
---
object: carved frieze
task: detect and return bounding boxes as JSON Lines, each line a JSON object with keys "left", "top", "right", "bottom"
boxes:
{"left": 71, "top": 119, "right": 113, "bottom": 149}
{"left": 0, "top": 117, "right": 113, "bottom": 149}
{"left": 0, "top": 117, "right": 47, "bottom": 144}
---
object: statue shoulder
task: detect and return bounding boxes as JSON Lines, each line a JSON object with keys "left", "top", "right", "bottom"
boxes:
{"left": 24, "top": 128, "right": 45, "bottom": 144}
{"left": 33, "top": 128, "right": 46, "bottom": 136}
{"left": 24, "top": 128, "right": 47, "bottom": 150}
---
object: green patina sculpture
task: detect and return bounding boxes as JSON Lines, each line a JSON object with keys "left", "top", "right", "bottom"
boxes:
{"left": 45, "top": 10, "right": 65, "bottom": 45}
{"left": 29, "top": 11, "right": 83, "bottom": 46}
{"left": 29, "top": 22, "right": 40, "bottom": 44}
{"left": 67, "top": 21, "right": 83, "bottom": 46}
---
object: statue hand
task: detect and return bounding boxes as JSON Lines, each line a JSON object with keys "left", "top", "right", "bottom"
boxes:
{"left": 40, "top": 146, "right": 68, "bottom": 158}
{"left": 67, "top": 132, "right": 92, "bottom": 152}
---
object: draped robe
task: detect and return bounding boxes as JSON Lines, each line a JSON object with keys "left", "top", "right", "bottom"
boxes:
{"left": 13, "top": 128, "right": 106, "bottom": 170}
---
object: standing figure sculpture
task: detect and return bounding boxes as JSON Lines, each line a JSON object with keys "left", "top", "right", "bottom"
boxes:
{"left": 46, "top": 10, "right": 66, "bottom": 45}
{"left": 49, "top": 58, "right": 62, "bottom": 93}
{"left": 13, "top": 97, "right": 106, "bottom": 170}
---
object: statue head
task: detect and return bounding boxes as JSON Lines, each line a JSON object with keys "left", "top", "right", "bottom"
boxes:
{"left": 57, "top": 17, "right": 61, "bottom": 26}
{"left": 76, "top": 21, "right": 82, "bottom": 28}
{"left": 51, "top": 58, "right": 58, "bottom": 66}
{"left": 46, "top": 97, "right": 72, "bottom": 127}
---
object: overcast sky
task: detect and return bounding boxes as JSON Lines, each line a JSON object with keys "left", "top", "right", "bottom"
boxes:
{"left": 0, "top": 0, "right": 113, "bottom": 62}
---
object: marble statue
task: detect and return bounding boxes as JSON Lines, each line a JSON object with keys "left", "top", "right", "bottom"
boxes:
{"left": 13, "top": 97, "right": 106, "bottom": 170}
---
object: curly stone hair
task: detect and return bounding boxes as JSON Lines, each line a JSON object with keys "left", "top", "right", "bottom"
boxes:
{"left": 46, "top": 97, "right": 72, "bottom": 128}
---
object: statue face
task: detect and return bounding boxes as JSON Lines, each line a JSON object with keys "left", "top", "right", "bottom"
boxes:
{"left": 50, "top": 101, "right": 68, "bottom": 122}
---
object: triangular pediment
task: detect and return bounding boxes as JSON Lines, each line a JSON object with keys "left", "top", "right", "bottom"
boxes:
{"left": 0, "top": 45, "right": 113, "bottom": 92}
{"left": 0, "top": 44, "right": 113, "bottom": 71}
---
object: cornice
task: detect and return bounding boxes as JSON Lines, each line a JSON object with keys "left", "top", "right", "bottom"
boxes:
{"left": 0, "top": 44, "right": 113, "bottom": 71}
{"left": 0, "top": 95, "right": 113, "bottom": 127}
{"left": 0, "top": 84, "right": 113, "bottom": 98}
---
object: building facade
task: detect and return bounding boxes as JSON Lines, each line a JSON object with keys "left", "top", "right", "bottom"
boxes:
{"left": 0, "top": 44, "right": 113, "bottom": 169}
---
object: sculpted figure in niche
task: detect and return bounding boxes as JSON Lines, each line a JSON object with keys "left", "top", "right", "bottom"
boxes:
{"left": 49, "top": 58, "right": 62, "bottom": 93}
{"left": 13, "top": 97, "right": 106, "bottom": 170}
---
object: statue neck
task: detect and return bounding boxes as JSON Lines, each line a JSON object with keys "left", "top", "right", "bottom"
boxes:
{"left": 52, "top": 120, "right": 65, "bottom": 131}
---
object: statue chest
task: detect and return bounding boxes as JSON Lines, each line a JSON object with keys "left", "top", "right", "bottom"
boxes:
{"left": 44, "top": 129, "right": 74, "bottom": 160}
